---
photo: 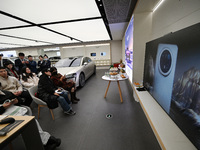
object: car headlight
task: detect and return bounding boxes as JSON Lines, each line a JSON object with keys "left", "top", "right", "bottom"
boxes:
{"left": 65, "top": 73, "right": 76, "bottom": 79}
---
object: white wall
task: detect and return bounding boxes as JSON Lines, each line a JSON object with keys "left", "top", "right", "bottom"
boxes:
{"left": 133, "top": 12, "right": 152, "bottom": 82}
{"left": 131, "top": 0, "right": 200, "bottom": 83}
{"left": 110, "top": 40, "right": 122, "bottom": 63}
{"left": 85, "top": 45, "right": 110, "bottom": 60}
{"left": 60, "top": 44, "right": 111, "bottom": 60}
{"left": 151, "top": 0, "right": 200, "bottom": 40}
{"left": 60, "top": 47, "right": 85, "bottom": 58}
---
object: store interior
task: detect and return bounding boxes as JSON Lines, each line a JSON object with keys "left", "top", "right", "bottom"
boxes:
{"left": 1, "top": 0, "right": 200, "bottom": 150}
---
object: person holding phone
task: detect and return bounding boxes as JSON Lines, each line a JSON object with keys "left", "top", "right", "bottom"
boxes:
{"left": 0, "top": 89, "right": 61, "bottom": 150}
{"left": 0, "top": 66, "right": 32, "bottom": 106}
{"left": 50, "top": 67, "right": 80, "bottom": 104}
{"left": 37, "top": 68, "right": 76, "bottom": 115}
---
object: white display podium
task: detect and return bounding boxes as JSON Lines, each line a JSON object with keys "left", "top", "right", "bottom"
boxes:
{"left": 133, "top": 86, "right": 197, "bottom": 150}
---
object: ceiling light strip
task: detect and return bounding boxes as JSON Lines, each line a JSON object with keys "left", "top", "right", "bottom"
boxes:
{"left": 0, "top": 10, "right": 82, "bottom": 42}
{"left": 0, "top": 34, "right": 54, "bottom": 44}
{"left": 0, "top": 42, "right": 27, "bottom": 46}
{"left": 40, "top": 17, "right": 102, "bottom": 26}
{"left": 0, "top": 25, "right": 33, "bottom": 31}
{"left": 95, "top": 0, "right": 112, "bottom": 40}
{"left": 153, "top": 0, "right": 165, "bottom": 12}
{"left": 0, "top": 17, "right": 102, "bottom": 31}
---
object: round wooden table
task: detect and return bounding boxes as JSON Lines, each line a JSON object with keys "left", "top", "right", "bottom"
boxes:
{"left": 102, "top": 74, "right": 128, "bottom": 103}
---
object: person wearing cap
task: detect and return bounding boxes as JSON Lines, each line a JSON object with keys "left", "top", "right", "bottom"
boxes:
{"left": 15, "top": 52, "right": 30, "bottom": 73}
{"left": 0, "top": 53, "right": 13, "bottom": 67}
{"left": 28, "top": 55, "right": 37, "bottom": 74}
{"left": 4, "top": 61, "right": 20, "bottom": 80}
{"left": 37, "top": 68, "right": 76, "bottom": 115}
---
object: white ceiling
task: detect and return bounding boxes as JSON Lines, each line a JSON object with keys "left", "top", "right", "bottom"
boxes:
{"left": 0, "top": 0, "right": 139, "bottom": 50}
{"left": 0, "top": 0, "right": 110, "bottom": 49}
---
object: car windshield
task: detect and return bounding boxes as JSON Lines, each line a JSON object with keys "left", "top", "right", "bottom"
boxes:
{"left": 55, "top": 57, "right": 82, "bottom": 68}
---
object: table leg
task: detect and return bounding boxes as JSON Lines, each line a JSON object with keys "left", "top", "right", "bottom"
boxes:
{"left": 104, "top": 81, "right": 111, "bottom": 98}
{"left": 117, "top": 81, "right": 123, "bottom": 103}
{"left": 21, "top": 119, "right": 44, "bottom": 150}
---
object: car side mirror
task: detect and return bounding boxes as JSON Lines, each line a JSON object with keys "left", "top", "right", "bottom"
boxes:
{"left": 84, "top": 62, "right": 88, "bottom": 66}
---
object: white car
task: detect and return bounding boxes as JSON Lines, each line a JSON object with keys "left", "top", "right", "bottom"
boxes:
{"left": 55, "top": 56, "right": 96, "bottom": 87}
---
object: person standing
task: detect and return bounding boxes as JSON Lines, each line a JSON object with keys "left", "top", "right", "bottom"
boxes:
{"left": 15, "top": 52, "right": 29, "bottom": 73}
{"left": 38, "top": 55, "right": 45, "bottom": 72}
{"left": 0, "top": 53, "right": 13, "bottom": 67}
{"left": 28, "top": 55, "right": 37, "bottom": 74}
{"left": 44, "top": 54, "right": 51, "bottom": 68}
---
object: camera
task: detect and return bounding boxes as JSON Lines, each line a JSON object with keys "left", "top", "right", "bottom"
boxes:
{"left": 152, "top": 44, "right": 178, "bottom": 113}
{"left": 159, "top": 49, "right": 172, "bottom": 76}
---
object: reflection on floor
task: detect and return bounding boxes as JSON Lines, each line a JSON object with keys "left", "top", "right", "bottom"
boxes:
{"left": 3, "top": 69, "right": 161, "bottom": 150}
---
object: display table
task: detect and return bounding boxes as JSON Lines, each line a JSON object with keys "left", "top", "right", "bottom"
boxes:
{"left": 0, "top": 116, "right": 44, "bottom": 150}
{"left": 133, "top": 86, "right": 197, "bottom": 150}
{"left": 102, "top": 74, "right": 128, "bottom": 103}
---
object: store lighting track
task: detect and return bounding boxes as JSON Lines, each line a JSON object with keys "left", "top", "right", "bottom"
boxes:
{"left": 62, "top": 45, "right": 85, "bottom": 49}
{"left": 153, "top": 0, "right": 165, "bottom": 12}
{"left": 85, "top": 43, "right": 110, "bottom": 47}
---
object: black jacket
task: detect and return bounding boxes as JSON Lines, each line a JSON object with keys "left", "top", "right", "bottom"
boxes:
{"left": 37, "top": 74, "right": 58, "bottom": 109}
{"left": 38, "top": 60, "right": 51, "bottom": 72}
{"left": 0, "top": 90, "right": 17, "bottom": 114}
{"left": 15, "top": 58, "right": 29, "bottom": 73}
{"left": 0, "top": 59, "right": 13, "bottom": 67}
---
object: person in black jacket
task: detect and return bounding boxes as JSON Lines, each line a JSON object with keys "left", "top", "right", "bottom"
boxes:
{"left": 38, "top": 55, "right": 51, "bottom": 73}
{"left": 28, "top": 55, "right": 38, "bottom": 74}
{"left": 37, "top": 68, "right": 76, "bottom": 115}
{"left": 15, "top": 52, "right": 29, "bottom": 73}
{"left": 0, "top": 89, "right": 61, "bottom": 150}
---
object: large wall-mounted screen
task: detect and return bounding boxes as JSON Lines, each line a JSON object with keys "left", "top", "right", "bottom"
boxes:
{"left": 125, "top": 15, "right": 134, "bottom": 83}
{"left": 143, "top": 23, "right": 200, "bottom": 149}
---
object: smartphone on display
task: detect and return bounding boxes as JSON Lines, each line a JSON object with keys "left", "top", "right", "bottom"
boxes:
{"left": 152, "top": 44, "right": 178, "bottom": 113}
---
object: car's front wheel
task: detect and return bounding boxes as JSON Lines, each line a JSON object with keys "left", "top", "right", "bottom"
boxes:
{"left": 79, "top": 73, "right": 85, "bottom": 87}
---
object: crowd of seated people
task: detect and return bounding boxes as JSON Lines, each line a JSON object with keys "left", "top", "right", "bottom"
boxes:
{"left": 0, "top": 52, "right": 80, "bottom": 149}
{"left": 0, "top": 89, "right": 61, "bottom": 150}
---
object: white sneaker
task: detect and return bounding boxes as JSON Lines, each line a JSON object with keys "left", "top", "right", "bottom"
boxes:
{"left": 64, "top": 110, "right": 76, "bottom": 115}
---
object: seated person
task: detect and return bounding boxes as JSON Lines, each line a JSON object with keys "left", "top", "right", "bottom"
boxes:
{"left": 20, "top": 66, "right": 39, "bottom": 89}
{"left": 0, "top": 89, "right": 61, "bottom": 150}
{"left": 4, "top": 61, "right": 20, "bottom": 80}
{"left": 0, "top": 66, "right": 32, "bottom": 106}
{"left": 37, "top": 68, "right": 76, "bottom": 115}
{"left": 50, "top": 67, "right": 79, "bottom": 104}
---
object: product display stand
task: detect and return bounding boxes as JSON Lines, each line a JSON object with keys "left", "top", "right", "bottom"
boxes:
{"left": 133, "top": 85, "right": 197, "bottom": 150}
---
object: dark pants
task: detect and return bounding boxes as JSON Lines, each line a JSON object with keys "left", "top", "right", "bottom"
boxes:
{"left": 0, "top": 90, "right": 17, "bottom": 104}
{"left": 17, "top": 90, "right": 33, "bottom": 106}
